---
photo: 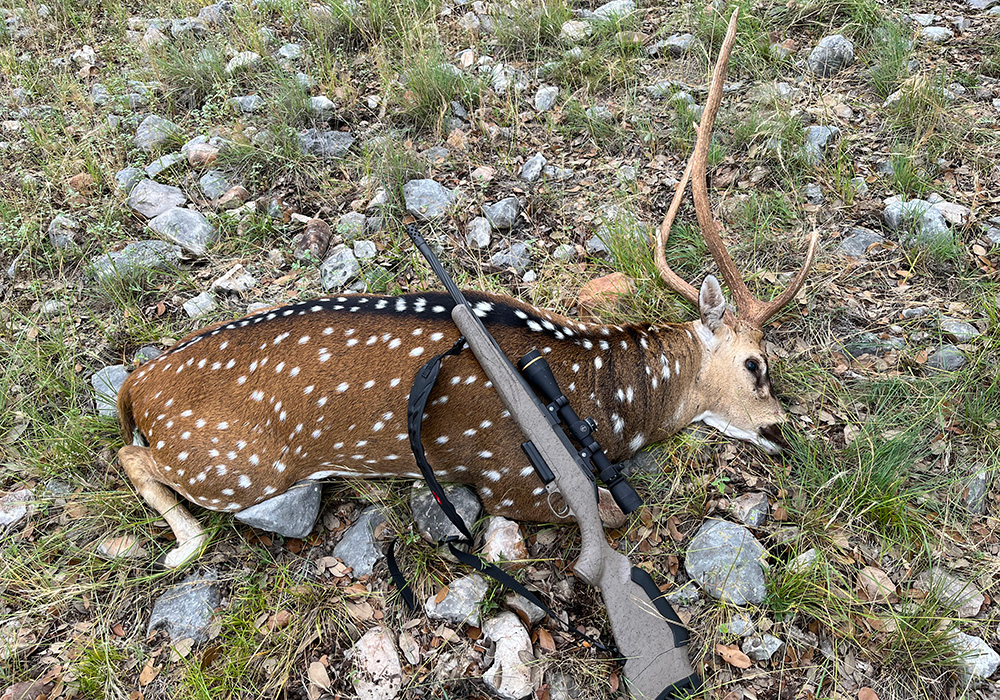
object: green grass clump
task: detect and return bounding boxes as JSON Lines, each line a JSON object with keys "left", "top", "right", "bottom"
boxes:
{"left": 493, "top": 0, "right": 572, "bottom": 61}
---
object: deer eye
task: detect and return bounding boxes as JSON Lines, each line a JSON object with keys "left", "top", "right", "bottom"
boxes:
{"left": 745, "top": 359, "right": 759, "bottom": 374}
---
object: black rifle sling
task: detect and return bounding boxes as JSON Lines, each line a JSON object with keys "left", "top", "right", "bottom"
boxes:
{"left": 388, "top": 335, "right": 615, "bottom": 655}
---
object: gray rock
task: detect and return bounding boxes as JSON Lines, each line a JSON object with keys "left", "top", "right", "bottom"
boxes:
{"left": 403, "top": 179, "right": 457, "bottom": 221}
{"left": 586, "top": 234, "right": 608, "bottom": 255}
{"left": 729, "top": 492, "right": 769, "bottom": 527}
{"left": 353, "top": 240, "right": 377, "bottom": 259}
{"left": 684, "top": 519, "right": 767, "bottom": 606}
{"left": 333, "top": 506, "right": 386, "bottom": 578}
{"left": 665, "top": 585, "right": 702, "bottom": 607}
{"left": 210, "top": 264, "right": 256, "bottom": 294}
{"left": 91, "top": 364, "right": 130, "bottom": 417}
{"left": 839, "top": 227, "right": 884, "bottom": 258}
{"left": 171, "top": 17, "right": 207, "bottom": 38}
{"left": 490, "top": 243, "right": 531, "bottom": 273}
{"left": 645, "top": 79, "right": 684, "bottom": 99}
{"left": 425, "top": 573, "right": 488, "bottom": 626}
{"left": 802, "top": 125, "right": 840, "bottom": 166}
{"left": 148, "top": 207, "right": 217, "bottom": 256}
{"left": 520, "top": 153, "right": 546, "bottom": 182}
{"left": 966, "top": 468, "right": 989, "bottom": 515}
{"left": 560, "top": 19, "right": 592, "bottom": 41}
{"left": 234, "top": 482, "right": 322, "bottom": 538}
{"left": 466, "top": 217, "right": 492, "bottom": 249}
{"left": 422, "top": 146, "right": 450, "bottom": 164}
{"left": 309, "top": 95, "right": 336, "bottom": 117}
{"left": 147, "top": 570, "right": 221, "bottom": 644}
{"left": 349, "top": 627, "right": 403, "bottom": 700}
{"left": 547, "top": 670, "right": 583, "bottom": 700}
{"left": 926, "top": 345, "right": 967, "bottom": 372}
{"left": 649, "top": 33, "right": 696, "bottom": 57}
{"left": 115, "top": 167, "right": 144, "bottom": 193}
{"left": 127, "top": 179, "right": 186, "bottom": 218}
{"left": 482, "top": 612, "right": 534, "bottom": 700}
{"left": 182, "top": 291, "right": 217, "bottom": 318}
{"left": 808, "top": 34, "right": 854, "bottom": 77}
{"left": 0, "top": 489, "right": 33, "bottom": 532}
{"left": 933, "top": 201, "right": 971, "bottom": 226}
{"left": 543, "top": 165, "right": 574, "bottom": 180}
{"left": 585, "top": 105, "right": 612, "bottom": 122}
{"left": 48, "top": 213, "right": 80, "bottom": 250}
{"left": 134, "top": 346, "right": 162, "bottom": 364}
{"left": 336, "top": 212, "right": 367, "bottom": 241}
{"left": 804, "top": 183, "right": 823, "bottom": 204}
{"left": 145, "top": 152, "right": 185, "bottom": 179}
{"left": 229, "top": 95, "right": 265, "bottom": 113}
{"left": 298, "top": 128, "right": 355, "bottom": 159}
{"left": 940, "top": 318, "right": 981, "bottom": 343}
{"left": 135, "top": 115, "right": 182, "bottom": 152}
{"left": 721, "top": 611, "right": 756, "bottom": 638}
{"left": 534, "top": 85, "right": 558, "bottom": 112}
{"left": 552, "top": 243, "right": 576, "bottom": 261}
{"left": 505, "top": 593, "right": 545, "bottom": 626}
{"left": 913, "top": 566, "right": 985, "bottom": 618}
{"left": 277, "top": 43, "right": 303, "bottom": 60}
{"left": 744, "top": 634, "right": 784, "bottom": 662}
{"left": 593, "top": 0, "right": 635, "bottom": 21}
{"left": 909, "top": 13, "right": 938, "bottom": 26}
{"left": 411, "top": 483, "right": 481, "bottom": 543}
{"left": 319, "top": 245, "right": 361, "bottom": 290}
{"left": 921, "top": 26, "right": 954, "bottom": 42}
{"left": 90, "top": 83, "right": 111, "bottom": 105}
{"left": 949, "top": 632, "right": 1000, "bottom": 681}
{"left": 884, "top": 199, "right": 952, "bottom": 246}
{"left": 482, "top": 197, "right": 521, "bottom": 230}
{"left": 199, "top": 170, "right": 230, "bottom": 200}
{"left": 225, "top": 51, "right": 261, "bottom": 74}
{"left": 40, "top": 300, "right": 66, "bottom": 316}
{"left": 968, "top": 0, "right": 1000, "bottom": 8}
{"left": 850, "top": 176, "right": 869, "bottom": 195}
{"left": 840, "top": 332, "right": 905, "bottom": 359}
{"left": 90, "top": 240, "right": 183, "bottom": 283}
{"left": 198, "top": 2, "right": 234, "bottom": 25}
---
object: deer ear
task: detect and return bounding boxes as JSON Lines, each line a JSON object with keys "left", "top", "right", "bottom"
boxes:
{"left": 699, "top": 275, "right": 727, "bottom": 332}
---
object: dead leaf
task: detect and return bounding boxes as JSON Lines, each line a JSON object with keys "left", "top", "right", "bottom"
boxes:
{"left": 201, "top": 646, "right": 222, "bottom": 670}
{"left": 398, "top": 631, "right": 420, "bottom": 665}
{"left": 307, "top": 661, "right": 330, "bottom": 690}
{"left": 666, "top": 516, "right": 684, "bottom": 542}
{"left": 345, "top": 600, "right": 374, "bottom": 621}
{"left": 138, "top": 662, "right": 160, "bottom": 687}
{"left": 434, "top": 585, "right": 450, "bottom": 605}
{"left": 536, "top": 628, "right": 556, "bottom": 653}
{"left": 858, "top": 566, "right": 898, "bottom": 603}
{"left": 169, "top": 638, "right": 195, "bottom": 662}
{"left": 715, "top": 643, "right": 753, "bottom": 669}
{"left": 267, "top": 610, "right": 292, "bottom": 632}
{"left": 858, "top": 689, "right": 879, "bottom": 700}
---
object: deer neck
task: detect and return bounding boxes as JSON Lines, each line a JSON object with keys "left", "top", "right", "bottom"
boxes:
{"left": 553, "top": 321, "right": 703, "bottom": 462}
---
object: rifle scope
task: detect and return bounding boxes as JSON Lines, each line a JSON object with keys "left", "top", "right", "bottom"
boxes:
{"left": 517, "top": 349, "right": 642, "bottom": 515}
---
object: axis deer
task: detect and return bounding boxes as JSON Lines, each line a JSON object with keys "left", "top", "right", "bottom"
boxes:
{"left": 114, "top": 26, "right": 817, "bottom": 568}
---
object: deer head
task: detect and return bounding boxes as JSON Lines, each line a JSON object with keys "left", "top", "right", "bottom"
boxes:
{"left": 653, "top": 8, "right": 818, "bottom": 455}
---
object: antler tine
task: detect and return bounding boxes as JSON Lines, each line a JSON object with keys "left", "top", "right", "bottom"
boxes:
{"left": 654, "top": 155, "right": 699, "bottom": 306}
{"left": 691, "top": 8, "right": 818, "bottom": 329}
{"left": 690, "top": 8, "right": 755, "bottom": 317}
{"left": 744, "top": 227, "right": 820, "bottom": 327}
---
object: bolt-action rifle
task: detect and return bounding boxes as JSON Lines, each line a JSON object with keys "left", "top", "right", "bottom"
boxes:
{"left": 408, "top": 227, "right": 701, "bottom": 700}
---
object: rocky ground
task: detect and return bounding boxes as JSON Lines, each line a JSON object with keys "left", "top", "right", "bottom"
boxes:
{"left": 1, "top": 0, "right": 1000, "bottom": 698}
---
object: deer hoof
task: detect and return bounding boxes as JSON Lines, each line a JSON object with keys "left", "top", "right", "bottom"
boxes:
{"left": 162, "top": 532, "right": 210, "bottom": 569}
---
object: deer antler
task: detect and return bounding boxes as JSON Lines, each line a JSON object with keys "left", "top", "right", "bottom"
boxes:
{"left": 657, "top": 7, "right": 818, "bottom": 329}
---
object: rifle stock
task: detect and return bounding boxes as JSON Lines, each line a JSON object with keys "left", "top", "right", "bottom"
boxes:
{"left": 451, "top": 305, "right": 699, "bottom": 699}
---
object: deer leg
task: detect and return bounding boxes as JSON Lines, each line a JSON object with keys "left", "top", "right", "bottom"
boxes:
{"left": 118, "top": 445, "right": 209, "bottom": 568}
